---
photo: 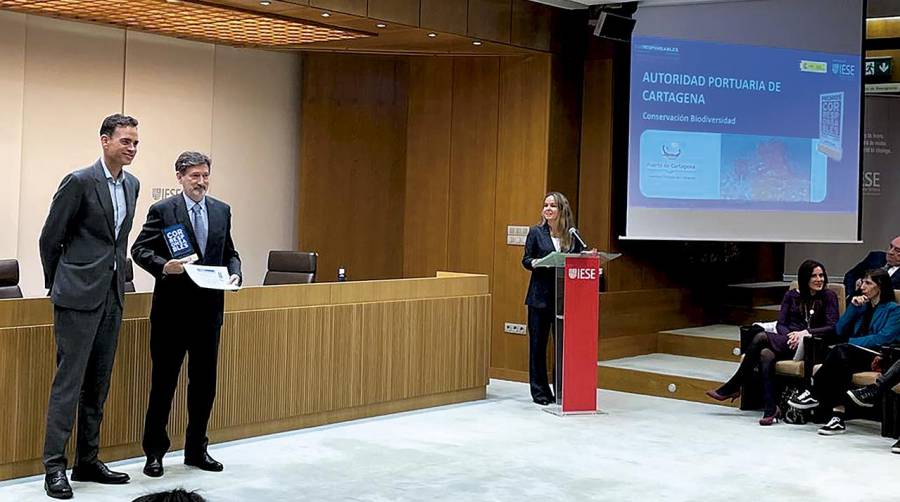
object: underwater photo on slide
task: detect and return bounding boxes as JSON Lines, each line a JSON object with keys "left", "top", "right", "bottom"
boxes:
{"left": 720, "top": 135, "right": 827, "bottom": 202}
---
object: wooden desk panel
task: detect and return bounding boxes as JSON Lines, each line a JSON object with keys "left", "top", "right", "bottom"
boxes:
{"left": 0, "top": 273, "right": 489, "bottom": 480}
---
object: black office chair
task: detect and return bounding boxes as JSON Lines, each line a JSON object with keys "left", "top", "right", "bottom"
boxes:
{"left": 0, "top": 259, "right": 23, "bottom": 299}
{"left": 124, "top": 257, "right": 136, "bottom": 293}
{"left": 263, "top": 251, "right": 317, "bottom": 285}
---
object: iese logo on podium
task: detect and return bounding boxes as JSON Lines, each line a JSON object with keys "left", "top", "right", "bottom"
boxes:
{"left": 568, "top": 268, "right": 597, "bottom": 280}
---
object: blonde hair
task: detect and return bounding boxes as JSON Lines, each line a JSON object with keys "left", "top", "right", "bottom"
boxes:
{"left": 540, "top": 192, "right": 575, "bottom": 251}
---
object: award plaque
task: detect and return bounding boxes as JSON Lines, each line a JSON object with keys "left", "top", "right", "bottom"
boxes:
{"left": 163, "top": 224, "right": 198, "bottom": 263}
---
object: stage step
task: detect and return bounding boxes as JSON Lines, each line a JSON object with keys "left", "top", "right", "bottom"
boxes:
{"left": 721, "top": 303, "right": 780, "bottom": 326}
{"left": 657, "top": 324, "right": 742, "bottom": 362}
{"left": 725, "top": 281, "right": 790, "bottom": 307}
{"left": 598, "top": 353, "right": 739, "bottom": 407}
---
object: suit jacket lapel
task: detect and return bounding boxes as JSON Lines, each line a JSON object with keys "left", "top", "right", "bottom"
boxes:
{"left": 174, "top": 195, "right": 203, "bottom": 260}
{"left": 539, "top": 224, "right": 553, "bottom": 254}
{"left": 205, "top": 198, "right": 220, "bottom": 259}
{"left": 124, "top": 173, "right": 136, "bottom": 231}
{"left": 91, "top": 161, "right": 116, "bottom": 239}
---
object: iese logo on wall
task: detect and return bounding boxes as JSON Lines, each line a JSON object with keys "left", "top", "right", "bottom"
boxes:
{"left": 568, "top": 268, "right": 597, "bottom": 280}
{"left": 152, "top": 187, "right": 184, "bottom": 201}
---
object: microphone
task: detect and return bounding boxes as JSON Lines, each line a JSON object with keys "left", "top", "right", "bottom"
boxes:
{"left": 569, "top": 227, "right": 588, "bottom": 250}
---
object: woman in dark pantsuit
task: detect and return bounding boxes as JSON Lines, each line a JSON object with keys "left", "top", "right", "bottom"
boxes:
{"left": 522, "top": 192, "right": 585, "bottom": 405}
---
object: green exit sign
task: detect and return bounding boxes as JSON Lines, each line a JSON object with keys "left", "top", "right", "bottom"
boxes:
{"left": 866, "top": 57, "right": 893, "bottom": 82}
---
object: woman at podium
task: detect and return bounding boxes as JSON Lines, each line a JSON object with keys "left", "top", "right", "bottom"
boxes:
{"left": 522, "top": 192, "right": 585, "bottom": 405}
{"left": 706, "top": 259, "right": 839, "bottom": 425}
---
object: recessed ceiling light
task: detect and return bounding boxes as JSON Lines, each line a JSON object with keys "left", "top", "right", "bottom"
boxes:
{"left": 376, "top": 23, "right": 387, "bottom": 28}
{"left": 427, "top": 32, "right": 437, "bottom": 38}
{"left": 259, "top": 0, "right": 271, "bottom": 5}
{"left": 321, "top": 12, "right": 331, "bottom": 17}
{"left": 472, "top": 40, "right": 482, "bottom": 46}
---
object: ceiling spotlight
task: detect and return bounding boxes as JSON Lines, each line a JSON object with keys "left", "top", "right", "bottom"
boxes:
{"left": 376, "top": 23, "right": 387, "bottom": 28}
{"left": 427, "top": 32, "right": 437, "bottom": 38}
{"left": 321, "top": 12, "right": 331, "bottom": 17}
{"left": 472, "top": 40, "right": 482, "bottom": 46}
{"left": 259, "top": 0, "right": 271, "bottom": 5}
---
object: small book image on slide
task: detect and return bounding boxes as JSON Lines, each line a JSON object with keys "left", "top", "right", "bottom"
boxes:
{"left": 818, "top": 91, "right": 844, "bottom": 161}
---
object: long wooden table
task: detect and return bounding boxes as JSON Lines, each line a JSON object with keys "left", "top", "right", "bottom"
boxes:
{"left": 0, "top": 272, "right": 490, "bottom": 480}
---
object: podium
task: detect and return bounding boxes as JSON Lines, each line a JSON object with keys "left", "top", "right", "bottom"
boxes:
{"left": 533, "top": 251, "right": 620, "bottom": 415}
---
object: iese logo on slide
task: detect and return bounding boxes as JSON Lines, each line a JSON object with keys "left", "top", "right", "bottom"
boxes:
{"left": 568, "top": 268, "right": 597, "bottom": 280}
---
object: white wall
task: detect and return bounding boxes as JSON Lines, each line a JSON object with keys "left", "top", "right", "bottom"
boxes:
{"left": 0, "top": 13, "right": 301, "bottom": 296}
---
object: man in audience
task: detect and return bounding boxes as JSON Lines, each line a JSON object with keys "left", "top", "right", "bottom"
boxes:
{"left": 132, "top": 151, "right": 241, "bottom": 478}
{"left": 843, "top": 235, "right": 900, "bottom": 297}
{"left": 39, "top": 114, "right": 141, "bottom": 499}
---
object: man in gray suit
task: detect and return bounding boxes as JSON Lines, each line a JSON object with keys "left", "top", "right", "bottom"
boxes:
{"left": 39, "top": 114, "right": 141, "bottom": 499}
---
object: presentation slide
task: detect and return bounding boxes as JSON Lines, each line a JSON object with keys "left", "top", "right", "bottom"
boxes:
{"left": 629, "top": 36, "right": 860, "bottom": 214}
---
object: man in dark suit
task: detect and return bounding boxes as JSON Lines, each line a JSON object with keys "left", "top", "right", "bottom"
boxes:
{"left": 39, "top": 114, "right": 141, "bottom": 499}
{"left": 131, "top": 151, "right": 241, "bottom": 478}
{"left": 843, "top": 235, "right": 900, "bottom": 297}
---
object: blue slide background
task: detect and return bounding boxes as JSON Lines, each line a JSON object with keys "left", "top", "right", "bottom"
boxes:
{"left": 628, "top": 36, "right": 860, "bottom": 212}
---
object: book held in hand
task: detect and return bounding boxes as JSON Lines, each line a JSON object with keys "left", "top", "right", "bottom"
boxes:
{"left": 163, "top": 224, "right": 198, "bottom": 264}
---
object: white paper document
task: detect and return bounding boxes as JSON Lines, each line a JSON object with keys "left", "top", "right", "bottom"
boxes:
{"left": 183, "top": 264, "right": 240, "bottom": 291}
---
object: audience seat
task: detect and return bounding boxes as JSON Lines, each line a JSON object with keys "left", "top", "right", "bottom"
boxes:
{"left": 263, "top": 251, "right": 317, "bottom": 285}
{"left": 772, "top": 282, "right": 846, "bottom": 383}
{"left": 0, "top": 259, "right": 23, "bottom": 299}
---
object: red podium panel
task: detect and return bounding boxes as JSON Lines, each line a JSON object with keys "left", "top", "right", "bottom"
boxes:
{"left": 561, "top": 255, "right": 600, "bottom": 413}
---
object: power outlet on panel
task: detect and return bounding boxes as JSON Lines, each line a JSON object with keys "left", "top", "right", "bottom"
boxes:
{"left": 504, "top": 322, "right": 527, "bottom": 335}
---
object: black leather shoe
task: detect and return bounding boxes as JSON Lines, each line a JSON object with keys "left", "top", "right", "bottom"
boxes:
{"left": 143, "top": 456, "right": 164, "bottom": 478}
{"left": 44, "top": 470, "right": 73, "bottom": 499}
{"left": 71, "top": 460, "right": 130, "bottom": 484}
{"left": 532, "top": 396, "right": 553, "bottom": 406}
{"left": 184, "top": 452, "right": 223, "bottom": 472}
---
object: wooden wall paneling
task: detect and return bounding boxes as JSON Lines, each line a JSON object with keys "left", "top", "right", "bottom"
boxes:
{"left": 446, "top": 57, "right": 500, "bottom": 281}
{"left": 299, "top": 53, "right": 409, "bottom": 281}
{"left": 420, "top": 0, "right": 467, "bottom": 34}
{"left": 510, "top": 0, "right": 551, "bottom": 51}
{"left": 368, "top": 0, "right": 420, "bottom": 26}
{"left": 576, "top": 57, "right": 614, "bottom": 255}
{"left": 599, "top": 289, "right": 705, "bottom": 338}
{"left": 546, "top": 54, "right": 583, "bottom": 221}
{"left": 491, "top": 55, "right": 551, "bottom": 374}
{"left": 0, "top": 281, "right": 489, "bottom": 479}
{"left": 403, "top": 57, "right": 452, "bottom": 278}
{"left": 309, "top": 0, "right": 367, "bottom": 16}
{"left": 467, "top": 0, "right": 512, "bottom": 43}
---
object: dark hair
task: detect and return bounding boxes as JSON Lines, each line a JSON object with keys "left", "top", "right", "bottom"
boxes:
{"left": 132, "top": 489, "right": 206, "bottom": 502}
{"left": 797, "top": 259, "right": 827, "bottom": 301}
{"left": 865, "top": 268, "right": 897, "bottom": 305}
{"left": 99, "top": 114, "right": 138, "bottom": 137}
{"left": 175, "top": 151, "right": 212, "bottom": 173}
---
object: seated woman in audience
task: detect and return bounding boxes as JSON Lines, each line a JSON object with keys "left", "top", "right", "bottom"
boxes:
{"left": 706, "top": 260, "right": 839, "bottom": 425}
{"left": 788, "top": 268, "right": 900, "bottom": 435}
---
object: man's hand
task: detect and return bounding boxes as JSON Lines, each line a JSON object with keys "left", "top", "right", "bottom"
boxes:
{"left": 229, "top": 274, "right": 241, "bottom": 286}
{"left": 163, "top": 259, "right": 185, "bottom": 275}
{"left": 855, "top": 278, "right": 863, "bottom": 291}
